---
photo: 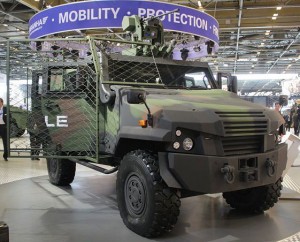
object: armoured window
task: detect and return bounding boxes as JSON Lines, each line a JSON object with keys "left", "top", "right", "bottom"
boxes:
{"left": 158, "top": 65, "right": 212, "bottom": 89}
{"left": 49, "top": 68, "right": 77, "bottom": 92}
{"left": 185, "top": 72, "right": 211, "bottom": 89}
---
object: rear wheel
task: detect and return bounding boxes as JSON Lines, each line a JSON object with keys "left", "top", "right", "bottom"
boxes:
{"left": 223, "top": 177, "right": 283, "bottom": 213}
{"left": 47, "top": 158, "right": 76, "bottom": 186}
{"left": 16, "top": 129, "right": 25, "bottom": 137}
{"left": 116, "top": 150, "right": 181, "bottom": 238}
{"left": 10, "top": 122, "right": 19, "bottom": 137}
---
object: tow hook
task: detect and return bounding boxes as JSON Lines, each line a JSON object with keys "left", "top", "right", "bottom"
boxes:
{"left": 265, "top": 158, "right": 276, "bottom": 177}
{"left": 221, "top": 165, "right": 235, "bottom": 184}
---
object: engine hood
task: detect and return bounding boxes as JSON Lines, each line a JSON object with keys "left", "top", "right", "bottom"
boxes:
{"left": 119, "top": 87, "right": 284, "bottom": 139}
{"left": 145, "top": 89, "right": 282, "bottom": 135}
{"left": 145, "top": 88, "right": 266, "bottom": 111}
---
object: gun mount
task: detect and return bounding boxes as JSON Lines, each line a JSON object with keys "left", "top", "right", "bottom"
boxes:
{"left": 121, "top": 9, "right": 179, "bottom": 57}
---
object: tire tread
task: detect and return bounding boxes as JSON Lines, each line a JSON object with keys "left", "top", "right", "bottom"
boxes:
{"left": 117, "top": 150, "right": 180, "bottom": 238}
{"left": 223, "top": 177, "right": 283, "bottom": 213}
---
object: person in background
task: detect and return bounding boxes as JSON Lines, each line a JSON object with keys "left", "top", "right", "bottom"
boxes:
{"left": 274, "top": 102, "right": 286, "bottom": 137}
{"left": 0, "top": 98, "right": 8, "bottom": 161}
{"left": 290, "top": 103, "right": 297, "bottom": 135}
{"left": 296, "top": 105, "right": 300, "bottom": 136}
{"left": 283, "top": 113, "right": 291, "bottom": 132}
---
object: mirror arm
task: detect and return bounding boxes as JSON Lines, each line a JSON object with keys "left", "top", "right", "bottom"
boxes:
{"left": 100, "top": 83, "right": 115, "bottom": 104}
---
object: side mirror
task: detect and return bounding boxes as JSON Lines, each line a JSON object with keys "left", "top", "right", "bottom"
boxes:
{"left": 228, "top": 76, "right": 238, "bottom": 94}
{"left": 279, "top": 95, "right": 288, "bottom": 106}
{"left": 216, "top": 72, "right": 223, "bottom": 89}
{"left": 127, "top": 89, "right": 146, "bottom": 104}
{"left": 217, "top": 72, "right": 238, "bottom": 93}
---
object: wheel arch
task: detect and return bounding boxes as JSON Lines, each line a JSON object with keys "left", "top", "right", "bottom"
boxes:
{"left": 114, "top": 138, "right": 167, "bottom": 161}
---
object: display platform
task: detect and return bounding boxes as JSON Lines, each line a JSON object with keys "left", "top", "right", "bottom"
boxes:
{"left": 0, "top": 169, "right": 300, "bottom": 242}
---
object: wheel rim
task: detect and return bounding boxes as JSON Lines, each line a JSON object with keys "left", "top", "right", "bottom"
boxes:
{"left": 124, "top": 172, "right": 146, "bottom": 217}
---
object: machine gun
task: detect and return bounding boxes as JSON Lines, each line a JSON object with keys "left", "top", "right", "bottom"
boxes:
{"left": 121, "top": 9, "right": 179, "bottom": 57}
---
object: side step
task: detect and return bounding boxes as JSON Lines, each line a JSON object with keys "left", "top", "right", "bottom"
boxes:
{"left": 69, "top": 158, "right": 118, "bottom": 174}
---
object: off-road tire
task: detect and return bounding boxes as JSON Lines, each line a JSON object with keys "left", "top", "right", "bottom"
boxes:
{"left": 16, "top": 129, "right": 25, "bottom": 137}
{"left": 10, "top": 122, "right": 19, "bottom": 137}
{"left": 223, "top": 177, "right": 283, "bottom": 213}
{"left": 47, "top": 158, "right": 76, "bottom": 186}
{"left": 116, "top": 150, "right": 181, "bottom": 238}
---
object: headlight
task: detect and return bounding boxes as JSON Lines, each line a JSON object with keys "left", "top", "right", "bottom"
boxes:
{"left": 183, "top": 138, "right": 193, "bottom": 151}
{"left": 175, "top": 129, "right": 182, "bottom": 137}
{"left": 173, "top": 142, "right": 180, "bottom": 150}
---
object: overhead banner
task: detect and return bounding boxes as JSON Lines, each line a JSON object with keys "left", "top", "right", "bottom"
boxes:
{"left": 29, "top": 0, "right": 219, "bottom": 44}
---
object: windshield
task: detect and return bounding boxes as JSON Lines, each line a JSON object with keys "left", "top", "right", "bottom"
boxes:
{"left": 156, "top": 64, "right": 212, "bottom": 89}
{"left": 106, "top": 57, "right": 215, "bottom": 89}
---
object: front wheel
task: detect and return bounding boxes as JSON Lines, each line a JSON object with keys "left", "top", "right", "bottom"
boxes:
{"left": 116, "top": 150, "right": 181, "bottom": 238}
{"left": 47, "top": 158, "right": 76, "bottom": 186}
{"left": 223, "top": 177, "right": 283, "bottom": 213}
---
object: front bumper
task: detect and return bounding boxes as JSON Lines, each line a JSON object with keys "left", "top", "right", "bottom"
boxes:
{"left": 158, "top": 143, "right": 287, "bottom": 194}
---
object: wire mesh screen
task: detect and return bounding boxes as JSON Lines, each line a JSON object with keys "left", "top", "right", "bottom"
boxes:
{"left": 108, "top": 57, "right": 161, "bottom": 84}
{"left": 5, "top": 37, "right": 167, "bottom": 159}
{"left": 94, "top": 39, "right": 163, "bottom": 85}
{"left": 6, "top": 39, "right": 97, "bottom": 159}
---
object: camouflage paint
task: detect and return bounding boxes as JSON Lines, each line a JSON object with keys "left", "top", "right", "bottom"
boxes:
{"left": 41, "top": 97, "right": 97, "bottom": 153}
{"left": 10, "top": 106, "right": 28, "bottom": 130}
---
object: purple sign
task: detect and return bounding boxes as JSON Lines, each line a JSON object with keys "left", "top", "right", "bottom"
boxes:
{"left": 29, "top": 0, "right": 219, "bottom": 45}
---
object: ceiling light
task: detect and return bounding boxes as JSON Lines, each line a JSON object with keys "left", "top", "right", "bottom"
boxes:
{"left": 266, "top": 30, "right": 270, "bottom": 33}
{"left": 237, "top": 73, "right": 297, "bottom": 80}
{"left": 257, "top": 52, "right": 261, "bottom": 55}
{"left": 272, "top": 16, "right": 277, "bottom": 20}
{"left": 252, "top": 65, "right": 255, "bottom": 68}
{"left": 223, "top": 63, "right": 228, "bottom": 67}
{"left": 276, "top": 6, "right": 282, "bottom": 10}
{"left": 273, "top": 13, "right": 278, "bottom": 17}
{"left": 3, "top": 24, "right": 8, "bottom": 27}
{"left": 265, "top": 32, "right": 270, "bottom": 35}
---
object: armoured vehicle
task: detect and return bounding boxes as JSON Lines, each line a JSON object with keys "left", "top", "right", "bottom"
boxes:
{"left": 10, "top": 106, "right": 27, "bottom": 137}
{"left": 29, "top": 14, "right": 288, "bottom": 238}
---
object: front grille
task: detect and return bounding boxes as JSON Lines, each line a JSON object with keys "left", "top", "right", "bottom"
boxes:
{"left": 216, "top": 111, "right": 267, "bottom": 156}
{"left": 222, "top": 136, "right": 263, "bottom": 156}
{"left": 216, "top": 111, "right": 268, "bottom": 136}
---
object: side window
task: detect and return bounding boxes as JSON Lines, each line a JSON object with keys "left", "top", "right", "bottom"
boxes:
{"left": 220, "top": 76, "right": 229, "bottom": 91}
{"left": 49, "top": 69, "right": 64, "bottom": 91}
{"left": 49, "top": 68, "right": 77, "bottom": 92}
{"left": 185, "top": 72, "right": 211, "bottom": 89}
{"left": 185, "top": 79, "right": 195, "bottom": 88}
